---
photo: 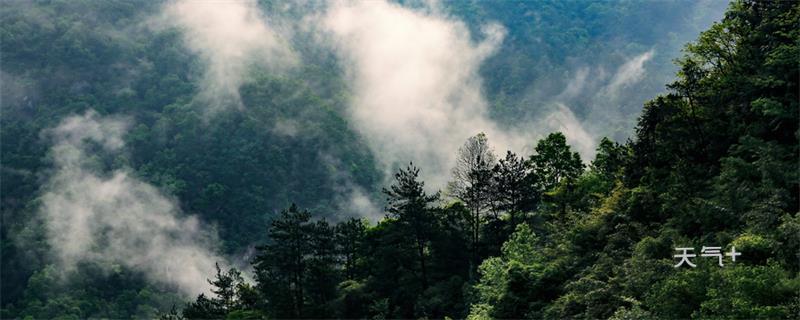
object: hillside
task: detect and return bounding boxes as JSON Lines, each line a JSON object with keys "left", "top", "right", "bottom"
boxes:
{"left": 1, "top": 0, "right": 797, "bottom": 319}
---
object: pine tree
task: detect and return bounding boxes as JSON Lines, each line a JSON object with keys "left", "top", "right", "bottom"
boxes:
{"left": 253, "top": 204, "right": 313, "bottom": 318}
{"left": 335, "top": 218, "right": 366, "bottom": 280}
{"left": 384, "top": 163, "right": 440, "bottom": 290}
{"left": 183, "top": 263, "right": 252, "bottom": 319}
{"left": 492, "top": 150, "right": 539, "bottom": 219}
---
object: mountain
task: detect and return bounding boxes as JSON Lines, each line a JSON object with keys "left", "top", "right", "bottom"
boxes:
{"left": 2, "top": 0, "right": 797, "bottom": 319}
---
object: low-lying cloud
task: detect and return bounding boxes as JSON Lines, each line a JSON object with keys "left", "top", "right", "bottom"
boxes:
{"left": 148, "top": 0, "right": 646, "bottom": 194}
{"left": 548, "top": 49, "right": 656, "bottom": 148}
{"left": 39, "top": 110, "right": 225, "bottom": 296}
{"left": 604, "top": 49, "right": 655, "bottom": 99}
{"left": 319, "top": 1, "right": 646, "bottom": 190}
{"left": 151, "top": 0, "right": 658, "bottom": 203}
{"left": 156, "top": 0, "right": 296, "bottom": 111}
{"left": 321, "top": 0, "right": 534, "bottom": 188}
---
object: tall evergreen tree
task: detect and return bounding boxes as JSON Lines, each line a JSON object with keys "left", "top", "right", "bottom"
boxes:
{"left": 590, "top": 137, "right": 627, "bottom": 182}
{"left": 492, "top": 150, "right": 539, "bottom": 218}
{"left": 183, "top": 264, "right": 258, "bottom": 319}
{"left": 253, "top": 204, "right": 313, "bottom": 318}
{"left": 384, "top": 163, "right": 440, "bottom": 290}
{"left": 335, "top": 218, "right": 367, "bottom": 281}
{"left": 306, "top": 220, "right": 339, "bottom": 317}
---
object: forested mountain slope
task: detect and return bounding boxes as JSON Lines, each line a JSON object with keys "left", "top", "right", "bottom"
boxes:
{"left": 178, "top": 1, "right": 798, "bottom": 318}
{"left": 2, "top": 0, "right": 797, "bottom": 319}
{"left": 1, "top": 1, "right": 382, "bottom": 315}
{"left": 448, "top": 0, "right": 729, "bottom": 139}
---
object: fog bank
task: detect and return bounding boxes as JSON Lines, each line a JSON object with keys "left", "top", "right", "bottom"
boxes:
{"left": 40, "top": 111, "right": 225, "bottom": 296}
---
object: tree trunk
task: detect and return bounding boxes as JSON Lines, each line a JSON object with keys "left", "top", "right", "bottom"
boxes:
{"left": 417, "top": 238, "right": 428, "bottom": 290}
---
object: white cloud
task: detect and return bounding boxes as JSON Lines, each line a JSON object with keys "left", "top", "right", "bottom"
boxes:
{"left": 542, "top": 103, "right": 596, "bottom": 158}
{"left": 40, "top": 110, "right": 225, "bottom": 296}
{"left": 536, "top": 49, "right": 657, "bottom": 159}
{"left": 320, "top": 0, "right": 534, "bottom": 189}
{"left": 604, "top": 49, "right": 655, "bottom": 98}
{"left": 156, "top": 0, "right": 296, "bottom": 111}
{"left": 557, "top": 67, "right": 591, "bottom": 101}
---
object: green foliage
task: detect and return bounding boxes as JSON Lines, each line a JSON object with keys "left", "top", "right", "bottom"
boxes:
{"left": 529, "top": 132, "right": 585, "bottom": 192}
{"left": 468, "top": 223, "right": 559, "bottom": 319}
{"left": 1, "top": 0, "right": 379, "bottom": 315}
{"left": 183, "top": 263, "right": 258, "bottom": 319}
{"left": 7, "top": 263, "right": 184, "bottom": 319}
{"left": 252, "top": 204, "right": 318, "bottom": 318}
{"left": 645, "top": 264, "right": 799, "bottom": 319}
{"left": 383, "top": 163, "right": 440, "bottom": 289}
{"left": 591, "top": 137, "right": 629, "bottom": 185}
{"left": 491, "top": 151, "right": 539, "bottom": 215}
{"left": 468, "top": 1, "right": 800, "bottom": 319}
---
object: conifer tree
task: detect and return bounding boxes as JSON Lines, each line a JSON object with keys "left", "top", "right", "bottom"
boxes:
{"left": 384, "top": 163, "right": 440, "bottom": 289}
{"left": 253, "top": 204, "right": 313, "bottom": 318}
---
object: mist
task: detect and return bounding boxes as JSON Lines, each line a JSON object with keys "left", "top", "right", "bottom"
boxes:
{"left": 146, "top": 0, "right": 721, "bottom": 192}
{"left": 538, "top": 49, "right": 657, "bottom": 158}
{"left": 39, "top": 111, "right": 225, "bottom": 296}
{"left": 144, "top": 0, "right": 725, "bottom": 206}
{"left": 321, "top": 0, "right": 527, "bottom": 188}
{"left": 155, "top": 0, "right": 296, "bottom": 111}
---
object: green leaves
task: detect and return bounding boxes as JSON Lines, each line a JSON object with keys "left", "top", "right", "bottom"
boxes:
{"left": 529, "top": 132, "right": 584, "bottom": 192}
{"left": 646, "top": 264, "right": 798, "bottom": 319}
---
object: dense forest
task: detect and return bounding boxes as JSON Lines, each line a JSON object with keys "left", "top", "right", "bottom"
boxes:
{"left": 1, "top": 0, "right": 798, "bottom": 319}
